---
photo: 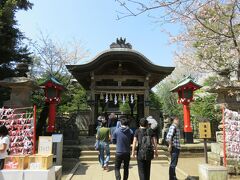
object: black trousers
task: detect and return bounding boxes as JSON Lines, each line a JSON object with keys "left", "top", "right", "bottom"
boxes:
{"left": 115, "top": 153, "right": 130, "bottom": 180}
{"left": 169, "top": 147, "right": 180, "bottom": 180}
{"left": 137, "top": 159, "right": 151, "bottom": 180}
{"left": 0, "top": 159, "right": 4, "bottom": 170}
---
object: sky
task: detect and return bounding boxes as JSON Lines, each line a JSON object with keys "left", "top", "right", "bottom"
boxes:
{"left": 16, "top": 0, "right": 181, "bottom": 66}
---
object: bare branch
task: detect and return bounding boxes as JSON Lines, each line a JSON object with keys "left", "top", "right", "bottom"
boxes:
{"left": 29, "top": 31, "right": 89, "bottom": 78}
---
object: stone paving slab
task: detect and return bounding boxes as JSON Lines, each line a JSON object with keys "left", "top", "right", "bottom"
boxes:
{"left": 71, "top": 162, "right": 186, "bottom": 180}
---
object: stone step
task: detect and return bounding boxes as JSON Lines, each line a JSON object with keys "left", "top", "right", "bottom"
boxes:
{"left": 79, "top": 160, "right": 170, "bottom": 164}
{"left": 65, "top": 143, "right": 210, "bottom": 152}
{"left": 178, "top": 152, "right": 204, "bottom": 158}
{"left": 80, "top": 150, "right": 166, "bottom": 156}
{"left": 107, "top": 145, "right": 166, "bottom": 151}
{"left": 79, "top": 154, "right": 169, "bottom": 161}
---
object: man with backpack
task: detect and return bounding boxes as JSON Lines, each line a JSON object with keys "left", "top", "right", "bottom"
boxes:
{"left": 131, "top": 118, "right": 158, "bottom": 180}
{"left": 112, "top": 117, "right": 133, "bottom": 180}
{"left": 166, "top": 116, "right": 181, "bottom": 180}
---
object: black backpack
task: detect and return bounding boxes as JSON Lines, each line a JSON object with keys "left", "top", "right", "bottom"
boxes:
{"left": 138, "top": 129, "right": 154, "bottom": 161}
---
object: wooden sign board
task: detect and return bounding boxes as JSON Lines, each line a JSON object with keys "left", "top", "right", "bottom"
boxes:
{"left": 38, "top": 136, "right": 52, "bottom": 154}
{"left": 199, "top": 122, "right": 211, "bottom": 139}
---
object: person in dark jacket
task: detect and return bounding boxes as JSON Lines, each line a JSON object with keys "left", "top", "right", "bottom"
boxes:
{"left": 112, "top": 117, "right": 133, "bottom": 180}
{"left": 131, "top": 118, "right": 158, "bottom": 180}
{"left": 108, "top": 113, "right": 118, "bottom": 136}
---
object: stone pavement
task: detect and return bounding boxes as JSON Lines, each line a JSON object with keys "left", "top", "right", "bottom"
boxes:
{"left": 71, "top": 161, "right": 187, "bottom": 180}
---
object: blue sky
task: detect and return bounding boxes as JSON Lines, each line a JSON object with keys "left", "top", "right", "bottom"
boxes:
{"left": 16, "top": 0, "right": 181, "bottom": 66}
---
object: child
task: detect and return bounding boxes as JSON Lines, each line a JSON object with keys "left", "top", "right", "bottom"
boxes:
{"left": 0, "top": 125, "right": 10, "bottom": 169}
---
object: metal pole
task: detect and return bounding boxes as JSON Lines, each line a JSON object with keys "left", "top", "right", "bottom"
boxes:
{"left": 204, "top": 138, "right": 208, "bottom": 163}
{"left": 33, "top": 105, "right": 37, "bottom": 154}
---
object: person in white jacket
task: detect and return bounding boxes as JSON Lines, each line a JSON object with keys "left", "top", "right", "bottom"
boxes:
{"left": 0, "top": 125, "right": 10, "bottom": 169}
{"left": 146, "top": 116, "right": 159, "bottom": 143}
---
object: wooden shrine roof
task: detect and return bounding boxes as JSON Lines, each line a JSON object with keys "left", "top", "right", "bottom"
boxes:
{"left": 67, "top": 44, "right": 174, "bottom": 90}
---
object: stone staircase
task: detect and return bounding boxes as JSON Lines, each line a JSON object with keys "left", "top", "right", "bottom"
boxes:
{"left": 64, "top": 136, "right": 208, "bottom": 163}
{"left": 79, "top": 145, "right": 169, "bottom": 164}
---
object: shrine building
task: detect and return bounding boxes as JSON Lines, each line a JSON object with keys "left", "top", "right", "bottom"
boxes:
{"left": 66, "top": 38, "right": 174, "bottom": 130}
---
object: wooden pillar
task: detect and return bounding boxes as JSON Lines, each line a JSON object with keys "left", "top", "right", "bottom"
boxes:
{"left": 129, "top": 101, "right": 135, "bottom": 116}
{"left": 90, "top": 72, "right": 96, "bottom": 131}
{"left": 144, "top": 75, "right": 150, "bottom": 117}
{"left": 137, "top": 95, "right": 144, "bottom": 119}
{"left": 144, "top": 89, "right": 149, "bottom": 117}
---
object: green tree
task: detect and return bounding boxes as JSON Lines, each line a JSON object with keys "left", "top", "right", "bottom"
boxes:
{"left": 58, "top": 82, "right": 88, "bottom": 114}
{"left": 149, "top": 92, "right": 162, "bottom": 110}
{"left": 0, "top": 0, "right": 33, "bottom": 80}
{"left": 156, "top": 79, "right": 183, "bottom": 118}
{"left": 155, "top": 65, "right": 197, "bottom": 118}
{"left": 32, "top": 73, "right": 88, "bottom": 114}
{"left": 191, "top": 92, "right": 221, "bottom": 122}
{"left": 32, "top": 73, "right": 88, "bottom": 135}
{"left": 119, "top": 103, "right": 131, "bottom": 114}
{"left": 191, "top": 92, "right": 222, "bottom": 138}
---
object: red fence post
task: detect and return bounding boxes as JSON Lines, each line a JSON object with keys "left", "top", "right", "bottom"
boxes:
{"left": 33, "top": 105, "right": 37, "bottom": 154}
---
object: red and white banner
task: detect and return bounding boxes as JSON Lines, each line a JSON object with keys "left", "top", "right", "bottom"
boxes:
{"left": 224, "top": 108, "right": 240, "bottom": 160}
{"left": 0, "top": 107, "right": 34, "bottom": 155}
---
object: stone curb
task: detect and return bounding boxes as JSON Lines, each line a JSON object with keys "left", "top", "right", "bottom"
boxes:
{"left": 65, "top": 161, "right": 81, "bottom": 180}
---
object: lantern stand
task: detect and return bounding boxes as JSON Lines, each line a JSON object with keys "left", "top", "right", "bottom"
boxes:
{"left": 171, "top": 75, "right": 202, "bottom": 143}
{"left": 40, "top": 76, "right": 65, "bottom": 133}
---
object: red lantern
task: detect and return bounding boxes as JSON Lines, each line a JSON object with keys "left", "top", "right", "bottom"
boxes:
{"left": 40, "top": 76, "right": 65, "bottom": 132}
{"left": 171, "top": 76, "right": 202, "bottom": 143}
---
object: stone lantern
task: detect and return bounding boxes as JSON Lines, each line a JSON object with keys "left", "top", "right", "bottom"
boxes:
{"left": 171, "top": 75, "right": 202, "bottom": 143}
{"left": 40, "top": 76, "right": 65, "bottom": 132}
{"left": 0, "top": 62, "right": 38, "bottom": 109}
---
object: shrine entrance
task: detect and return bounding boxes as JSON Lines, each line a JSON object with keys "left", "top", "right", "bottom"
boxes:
{"left": 67, "top": 38, "right": 174, "bottom": 135}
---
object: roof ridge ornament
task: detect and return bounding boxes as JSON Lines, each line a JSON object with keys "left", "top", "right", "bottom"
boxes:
{"left": 110, "top": 37, "right": 132, "bottom": 49}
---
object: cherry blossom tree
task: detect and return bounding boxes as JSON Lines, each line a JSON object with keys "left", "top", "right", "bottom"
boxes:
{"left": 174, "top": 1, "right": 240, "bottom": 79}
{"left": 116, "top": 0, "right": 240, "bottom": 79}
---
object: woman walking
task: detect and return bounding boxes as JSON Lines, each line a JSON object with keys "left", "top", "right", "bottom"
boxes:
{"left": 96, "top": 119, "right": 111, "bottom": 171}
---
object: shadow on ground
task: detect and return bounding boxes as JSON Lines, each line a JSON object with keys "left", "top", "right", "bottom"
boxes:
{"left": 62, "top": 158, "right": 79, "bottom": 176}
{"left": 185, "top": 176, "right": 199, "bottom": 180}
{"left": 73, "top": 163, "right": 90, "bottom": 175}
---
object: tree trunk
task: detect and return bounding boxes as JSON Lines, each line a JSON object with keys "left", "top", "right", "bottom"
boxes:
{"left": 36, "top": 102, "right": 49, "bottom": 137}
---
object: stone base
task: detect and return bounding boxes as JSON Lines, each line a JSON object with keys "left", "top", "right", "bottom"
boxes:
{"left": 208, "top": 152, "right": 223, "bottom": 165}
{"left": 54, "top": 166, "right": 62, "bottom": 180}
{"left": 198, "top": 164, "right": 228, "bottom": 180}
{"left": 184, "top": 132, "right": 194, "bottom": 143}
{"left": 208, "top": 152, "right": 240, "bottom": 174}
{"left": 211, "top": 143, "right": 223, "bottom": 156}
